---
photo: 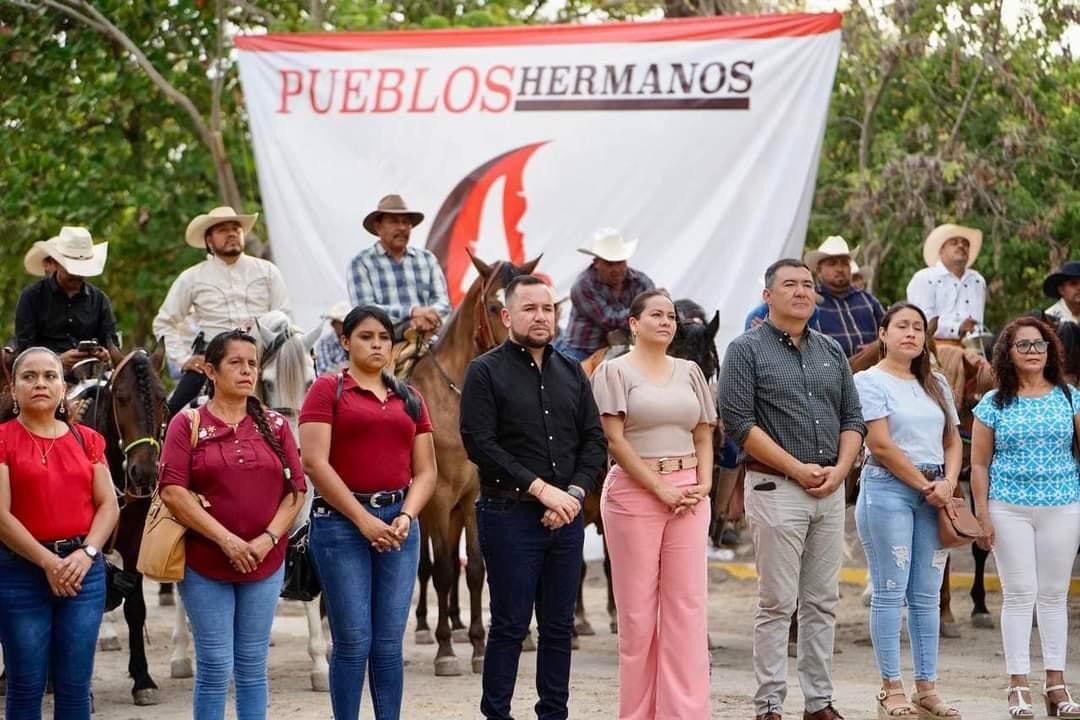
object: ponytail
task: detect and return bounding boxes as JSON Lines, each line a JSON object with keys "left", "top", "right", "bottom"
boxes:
{"left": 245, "top": 395, "right": 295, "bottom": 486}
{"left": 382, "top": 370, "right": 421, "bottom": 421}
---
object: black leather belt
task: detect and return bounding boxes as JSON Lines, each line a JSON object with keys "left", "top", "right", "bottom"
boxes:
{"left": 480, "top": 485, "right": 540, "bottom": 504}
{"left": 312, "top": 490, "right": 406, "bottom": 514}
{"left": 40, "top": 536, "right": 86, "bottom": 556}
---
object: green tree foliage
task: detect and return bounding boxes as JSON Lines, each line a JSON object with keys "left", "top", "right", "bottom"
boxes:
{"left": 0, "top": 0, "right": 1076, "bottom": 349}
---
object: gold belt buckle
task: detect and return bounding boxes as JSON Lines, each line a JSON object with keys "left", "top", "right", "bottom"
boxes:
{"left": 657, "top": 457, "right": 676, "bottom": 474}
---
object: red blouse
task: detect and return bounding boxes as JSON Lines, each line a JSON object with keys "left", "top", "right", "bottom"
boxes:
{"left": 299, "top": 373, "right": 433, "bottom": 493}
{"left": 0, "top": 419, "right": 104, "bottom": 542}
{"left": 159, "top": 406, "right": 306, "bottom": 583}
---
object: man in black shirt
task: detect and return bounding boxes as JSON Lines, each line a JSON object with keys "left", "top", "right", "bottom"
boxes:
{"left": 461, "top": 274, "right": 607, "bottom": 720}
{"left": 16, "top": 227, "right": 118, "bottom": 372}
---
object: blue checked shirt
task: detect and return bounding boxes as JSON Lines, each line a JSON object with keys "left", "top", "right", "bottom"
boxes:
{"left": 813, "top": 284, "right": 885, "bottom": 357}
{"left": 346, "top": 243, "right": 452, "bottom": 323}
{"left": 314, "top": 327, "right": 348, "bottom": 376}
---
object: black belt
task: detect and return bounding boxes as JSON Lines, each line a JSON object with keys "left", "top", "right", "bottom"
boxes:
{"left": 865, "top": 456, "right": 943, "bottom": 483}
{"left": 312, "top": 490, "right": 406, "bottom": 514}
{"left": 480, "top": 485, "right": 540, "bottom": 504}
{"left": 40, "top": 536, "right": 86, "bottom": 556}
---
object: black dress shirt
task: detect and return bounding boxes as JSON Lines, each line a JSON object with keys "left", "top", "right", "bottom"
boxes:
{"left": 14, "top": 276, "right": 119, "bottom": 354}
{"left": 719, "top": 321, "right": 865, "bottom": 465}
{"left": 460, "top": 340, "right": 607, "bottom": 494}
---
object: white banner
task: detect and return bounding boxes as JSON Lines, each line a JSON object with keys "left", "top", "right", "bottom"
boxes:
{"left": 236, "top": 14, "right": 842, "bottom": 353}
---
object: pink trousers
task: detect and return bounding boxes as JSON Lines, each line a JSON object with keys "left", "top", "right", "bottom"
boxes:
{"left": 601, "top": 465, "right": 711, "bottom": 720}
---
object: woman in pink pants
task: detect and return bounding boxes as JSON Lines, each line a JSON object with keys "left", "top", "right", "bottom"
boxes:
{"left": 592, "top": 289, "right": 716, "bottom": 719}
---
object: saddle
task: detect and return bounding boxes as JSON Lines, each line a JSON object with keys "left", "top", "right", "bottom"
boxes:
{"left": 390, "top": 327, "right": 435, "bottom": 380}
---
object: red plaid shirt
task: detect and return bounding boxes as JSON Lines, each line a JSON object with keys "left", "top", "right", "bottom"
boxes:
{"left": 563, "top": 265, "right": 655, "bottom": 353}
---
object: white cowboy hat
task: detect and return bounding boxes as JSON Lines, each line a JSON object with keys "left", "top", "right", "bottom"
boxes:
{"left": 321, "top": 301, "right": 352, "bottom": 324}
{"left": 185, "top": 206, "right": 258, "bottom": 249}
{"left": 363, "top": 194, "right": 425, "bottom": 236}
{"left": 577, "top": 228, "right": 638, "bottom": 263}
{"left": 803, "top": 235, "right": 852, "bottom": 270}
{"left": 23, "top": 226, "right": 108, "bottom": 277}
{"left": 923, "top": 224, "right": 982, "bottom": 268}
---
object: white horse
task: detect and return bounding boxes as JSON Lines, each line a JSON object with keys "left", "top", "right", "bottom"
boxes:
{"left": 168, "top": 312, "right": 331, "bottom": 692}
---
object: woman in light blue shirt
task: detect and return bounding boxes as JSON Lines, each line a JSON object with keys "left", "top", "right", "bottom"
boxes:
{"left": 854, "top": 302, "right": 963, "bottom": 719}
{"left": 971, "top": 316, "right": 1080, "bottom": 720}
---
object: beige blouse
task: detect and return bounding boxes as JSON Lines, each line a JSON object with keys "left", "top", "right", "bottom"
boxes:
{"left": 591, "top": 355, "right": 717, "bottom": 458}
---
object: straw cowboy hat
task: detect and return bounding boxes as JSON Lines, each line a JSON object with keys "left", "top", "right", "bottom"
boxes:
{"left": 577, "top": 228, "right": 638, "bottom": 263}
{"left": 803, "top": 236, "right": 852, "bottom": 270}
{"left": 321, "top": 301, "right": 352, "bottom": 324}
{"left": 363, "top": 194, "right": 425, "bottom": 236}
{"left": 922, "top": 224, "right": 982, "bottom": 268}
{"left": 185, "top": 206, "right": 258, "bottom": 249}
{"left": 24, "top": 226, "right": 108, "bottom": 277}
{"left": 1043, "top": 260, "right": 1080, "bottom": 299}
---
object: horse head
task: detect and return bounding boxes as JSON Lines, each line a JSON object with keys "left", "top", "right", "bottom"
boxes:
{"left": 0, "top": 347, "right": 14, "bottom": 417}
{"left": 254, "top": 310, "right": 316, "bottom": 420}
{"left": 109, "top": 345, "right": 168, "bottom": 500}
{"left": 459, "top": 250, "right": 541, "bottom": 352}
{"left": 669, "top": 306, "right": 720, "bottom": 381}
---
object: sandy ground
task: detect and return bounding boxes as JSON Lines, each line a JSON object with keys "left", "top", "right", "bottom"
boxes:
{"left": 33, "top": 514, "right": 1080, "bottom": 720}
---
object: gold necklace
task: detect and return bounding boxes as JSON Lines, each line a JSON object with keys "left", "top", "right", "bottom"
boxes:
{"left": 21, "top": 420, "right": 59, "bottom": 465}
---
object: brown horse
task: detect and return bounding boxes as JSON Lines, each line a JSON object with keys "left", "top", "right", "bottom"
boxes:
{"left": 410, "top": 252, "right": 540, "bottom": 676}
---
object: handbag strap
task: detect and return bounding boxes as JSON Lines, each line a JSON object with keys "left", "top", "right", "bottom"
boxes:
{"left": 186, "top": 407, "right": 200, "bottom": 449}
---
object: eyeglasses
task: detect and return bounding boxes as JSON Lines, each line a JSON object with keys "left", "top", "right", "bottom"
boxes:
{"left": 1013, "top": 339, "right": 1049, "bottom": 354}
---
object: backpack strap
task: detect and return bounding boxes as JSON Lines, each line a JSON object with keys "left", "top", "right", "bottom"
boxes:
{"left": 186, "top": 407, "right": 200, "bottom": 449}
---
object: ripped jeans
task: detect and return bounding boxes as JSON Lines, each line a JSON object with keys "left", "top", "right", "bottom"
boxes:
{"left": 855, "top": 464, "right": 947, "bottom": 681}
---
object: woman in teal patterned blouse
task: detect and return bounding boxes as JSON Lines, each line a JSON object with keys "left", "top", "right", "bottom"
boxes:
{"left": 971, "top": 316, "right": 1080, "bottom": 720}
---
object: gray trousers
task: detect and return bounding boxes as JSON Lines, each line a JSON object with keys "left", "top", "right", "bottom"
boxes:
{"left": 744, "top": 470, "right": 845, "bottom": 716}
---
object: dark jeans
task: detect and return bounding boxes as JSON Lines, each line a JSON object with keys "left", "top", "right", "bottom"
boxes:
{"left": 477, "top": 497, "right": 584, "bottom": 720}
{"left": 309, "top": 500, "right": 420, "bottom": 720}
{"left": 0, "top": 546, "right": 106, "bottom": 720}
{"left": 167, "top": 368, "right": 206, "bottom": 417}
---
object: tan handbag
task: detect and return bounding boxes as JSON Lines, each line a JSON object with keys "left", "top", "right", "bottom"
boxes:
{"left": 136, "top": 409, "right": 209, "bottom": 582}
{"left": 937, "top": 496, "right": 985, "bottom": 549}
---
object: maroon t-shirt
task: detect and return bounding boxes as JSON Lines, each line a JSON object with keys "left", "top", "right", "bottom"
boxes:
{"left": 298, "top": 372, "right": 433, "bottom": 493}
{"left": 159, "top": 406, "right": 306, "bottom": 582}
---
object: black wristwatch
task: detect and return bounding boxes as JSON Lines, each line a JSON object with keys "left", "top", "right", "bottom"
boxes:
{"left": 566, "top": 486, "right": 586, "bottom": 504}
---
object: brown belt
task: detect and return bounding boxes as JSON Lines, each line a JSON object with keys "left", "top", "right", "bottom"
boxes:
{"left": 643, "top": 455, "right": 697, "bottom": 474}
{"left": 744, "top": 460, "right": 787, "bottom": 477}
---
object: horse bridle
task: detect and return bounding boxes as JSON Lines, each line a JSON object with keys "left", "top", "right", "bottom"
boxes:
{"left": 257, "top": 326, "right": 300, "bottom": 417}
{"left": 110, "top": 350, "right": 166, "bottom": 501}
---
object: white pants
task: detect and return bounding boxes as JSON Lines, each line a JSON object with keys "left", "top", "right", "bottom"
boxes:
{"left": 990, "top": 500, "right": 1080, "bottom": 675}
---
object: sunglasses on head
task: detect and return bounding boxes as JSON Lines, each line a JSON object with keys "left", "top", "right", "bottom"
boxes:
{"left": 1013, "top": 339, "right": 1049, "bottom": 354}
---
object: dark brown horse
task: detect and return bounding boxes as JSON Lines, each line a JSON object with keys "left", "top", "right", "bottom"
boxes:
{"left": 411, "top": 252, "right": 540, "bottom": 676}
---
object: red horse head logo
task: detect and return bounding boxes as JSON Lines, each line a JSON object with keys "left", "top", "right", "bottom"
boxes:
{"left": 427, "top": 142, "right": 548, "bottom": 305}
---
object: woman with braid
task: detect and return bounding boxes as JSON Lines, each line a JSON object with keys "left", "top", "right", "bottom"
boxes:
{"left": 159, "top": 329, "right": 306, "bottom": 720}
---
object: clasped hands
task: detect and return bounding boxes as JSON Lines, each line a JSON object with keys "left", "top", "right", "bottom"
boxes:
{"left": 655, "top": 481, "right": 710, "bottom": 516}
{"left": 531, "top": 481, "right": 582, "bottom": 530}
{"left": 45, "top": 551, "right": 93, "bottom": 597}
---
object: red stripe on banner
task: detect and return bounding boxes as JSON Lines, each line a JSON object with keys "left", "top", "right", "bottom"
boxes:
{"left": 235, "top": 13, "right": 842, "bottom": 53}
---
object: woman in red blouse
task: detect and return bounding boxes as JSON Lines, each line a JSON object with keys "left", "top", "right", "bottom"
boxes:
{"left": 299, "top": 305, "right": 437, "bottom": 720}
{"left": 0, "top": 346, "right": 119, "bottom": 720}
{"left": 159, "top": 329, "right": 305, "bottom": 720}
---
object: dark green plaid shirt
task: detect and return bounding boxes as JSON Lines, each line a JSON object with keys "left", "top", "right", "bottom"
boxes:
{"left": 719, "top": 321, "right": 865, "bottom": 465}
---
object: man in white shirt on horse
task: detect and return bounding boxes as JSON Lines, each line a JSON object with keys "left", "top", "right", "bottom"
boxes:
{"left": 906, "top": 224, "right": 986, "bottom": 346}
{"left": 153, "top": 206, "right": 291, "bottom": 415}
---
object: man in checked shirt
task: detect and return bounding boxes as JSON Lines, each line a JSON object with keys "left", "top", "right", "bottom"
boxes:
{"left": 719, "top": 258, "right": 866, "bottom": 720}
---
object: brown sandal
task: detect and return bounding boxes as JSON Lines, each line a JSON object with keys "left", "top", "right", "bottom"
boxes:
{"left": 877, "top": 687, "right": 917, "bottom": 719}
{"left": 911, "top": 690, "right": 961, "bottom": 719}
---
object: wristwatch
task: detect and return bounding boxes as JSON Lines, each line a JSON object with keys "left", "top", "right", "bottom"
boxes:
{"left": 80, "top": 544, "right": 99, "bottom": 560}
{"left": 566, "top": 486, "right": 586, "bottom": 505}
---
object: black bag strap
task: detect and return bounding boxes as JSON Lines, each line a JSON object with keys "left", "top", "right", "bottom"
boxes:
{"left": 68, "top": 422, "right": 85, "bottom": 450}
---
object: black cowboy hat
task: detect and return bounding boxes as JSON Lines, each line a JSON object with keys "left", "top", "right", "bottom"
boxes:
{"left": 1043, "top": 260, "right": 1080, "bottom": 299}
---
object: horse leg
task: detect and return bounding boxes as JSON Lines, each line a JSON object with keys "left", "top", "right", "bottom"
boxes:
{"left": 970, "top": 543, "right": 994, "bottom": 628}
{"left": 574, "top": 552, "right": 595, "bottom": 636}
{"left": 788, "top": 610, "right": 798, "bottom": 658}
{"left": 940, "top": 556, "right": 960, "bottom": 638}
{"left": 158, "top": 582, "right": 175, "bottom": 607}
{"left": 428, "top": 510, "right": 462, "bottom": 677}
{"left": 449, "top": 508, "right": 468, "bottom": 643}
{"left": 415, "top": 524, "right": 435, "bottom": 645}
{"left": 124, "top": 579, "right": 159, "bottom": 705}
{"left": 169, "top": 593, "right": 194, "bottom": 679}
{"left": 98, "top": 607, "right": 123, "bottom": 651}
{"left": 304, "top": 599, "right": 330, "bottom": 691}
{"left": 603, "top": 533, "right": 617, "bottom": 634}
{"left": 463, "top": 499, "right": 487, "bottom": 674}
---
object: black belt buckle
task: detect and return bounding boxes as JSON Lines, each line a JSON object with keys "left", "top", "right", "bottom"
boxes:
{"left": 368, "top": 491, "right": 398, "bottom": 508}
{"left": 43, "top": 536, "right": 83, "bottom": 555}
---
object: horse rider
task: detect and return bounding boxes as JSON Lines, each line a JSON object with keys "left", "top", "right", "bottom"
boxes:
{"left": 15, "top": 226, "right": 118, "bottom": 375}
{"left": 803, "top": 235, "right": 885, "bottom": 357}
{"left": 1043, "top": 260, "right": 1080, "bottom": 324}
{"left": 313, "top": 300, "right": 350, "bottom": 376}
{"left": 153, "top": 206, "right": 290, "bottom": 416}
{"left": 554, "top": 227, "right": 655, "bottom": 362}
{"left": 906, "top": 224, "right": 986, "bottom": 347}
{"left": 346, "top": 194, "right": 451, "bottom": 341}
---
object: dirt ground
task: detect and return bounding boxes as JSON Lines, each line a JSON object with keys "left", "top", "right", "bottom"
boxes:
{"left": 53, "top": 518, "right": 1080, "bottom": 719}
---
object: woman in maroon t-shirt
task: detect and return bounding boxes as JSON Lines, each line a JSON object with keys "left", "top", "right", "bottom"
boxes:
{"left": 299, "top": 305, "right": 437, "bottom": 720}
{"left": 159, "top": 330, "right": 305, "bottom": 720}
{"left": 0, "top": 346, "right": 119, "bottom": 720}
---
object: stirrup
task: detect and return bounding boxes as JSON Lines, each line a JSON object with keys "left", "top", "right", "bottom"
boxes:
{"left": 1008, "top": 686, "right": 1034, "bottom": 719}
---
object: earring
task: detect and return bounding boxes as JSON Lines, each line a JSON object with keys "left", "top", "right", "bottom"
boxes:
{"left": 11, "top": 399, "right": 18, "bottom": 415}
{"left": 58, "top": 403, "right": 66, "bottom": 416}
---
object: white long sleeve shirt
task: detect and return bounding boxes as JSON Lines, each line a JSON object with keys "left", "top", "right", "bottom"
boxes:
{"left": 1046, "top": 298, "right": 1080, "bottom": 324}
{"left": 152, "top": 253, "right": 290, "bottom": 368}
{"left": 906, "top": 261, "right": 986, "bottom": 339}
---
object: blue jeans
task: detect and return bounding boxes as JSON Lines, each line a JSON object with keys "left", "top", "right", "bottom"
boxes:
{"left": 855, "top": 465, "right": 947, "bottom": 681}
{"left": 309, "top": 500, "right": 419, "bottom": 720}
{"left": 0, "top": 546, "right": 106, "bottom": 720}
{"left": 477, "top": 496, "right": 584, "bottom": 720}
{"left": 178, "top": 564, "right": 284, "bottom": 720}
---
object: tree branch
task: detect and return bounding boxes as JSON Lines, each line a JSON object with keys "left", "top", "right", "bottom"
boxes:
{"left": 211, "top": 0, "right": 225, "bottom": 135}
{"left": 945, "top": 0, "right": 1002, "bottom": 148}
{"left": 233, "top": 0, "right": 277, "bottom": 26}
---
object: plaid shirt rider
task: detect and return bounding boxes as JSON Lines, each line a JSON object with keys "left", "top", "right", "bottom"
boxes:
{"left": 563, "top": 265, "right": 655, "bottom": 354}
{"left": 813, "top": 284, "right": 885, "bottom": 357}
{"left": 346, "top": 242, "right": 451, "bottom": 324}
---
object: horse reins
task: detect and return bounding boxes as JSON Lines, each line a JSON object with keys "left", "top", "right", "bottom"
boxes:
{"left": 110, "top": 350, "right": 166, "bottom": 501}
